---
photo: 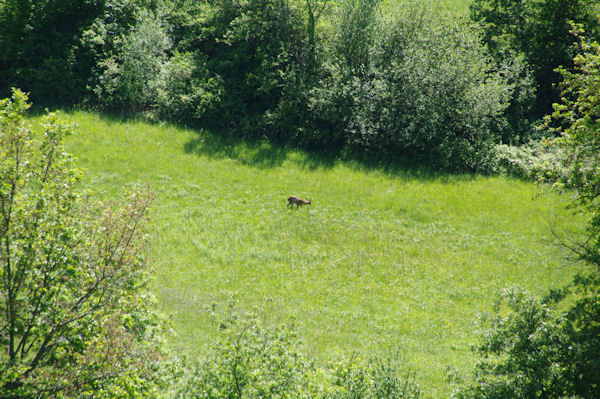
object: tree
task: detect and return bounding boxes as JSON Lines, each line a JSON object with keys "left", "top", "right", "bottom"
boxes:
{"left": 457, "top": 29, "right": 600, "bottom": 399}
{"left": 469, "top": 0, "right": 600, "bottom": 140}
{"left": 456, "top": 285, "right": 600, "bottom": 399}
{"left": 172, "top": 0, "right": 309, "bottom": 137}
{"left": 304, "top": 0, "right": 330, "bottom": 75}
{"left": 93, "top": 9, "right": 171, "bottom": 112}
{"left": 545, "top": 25, "right": 600, "bottom": 269}
{"left": 0, "top": 0, "right": 103, "bottom": 103}
{"left": 0, "top": 89, "right": 165, "bottom": 397}
{"left": 333, "top": 0, "right": 380, "bottom": 75}
{"left": 308, "top": 1, "right": 510, "bottom": 171}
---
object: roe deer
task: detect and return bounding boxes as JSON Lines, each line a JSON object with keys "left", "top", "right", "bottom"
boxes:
{"left": 287, "top": 196, "right": 311, "bottom": 209}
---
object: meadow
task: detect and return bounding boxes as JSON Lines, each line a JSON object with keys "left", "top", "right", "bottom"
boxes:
{"left": 431, "top": 0, "right": 471, "bottom": 15}
{"left": 35, "top": 110, "right": 589, "bottom": 398}
{"left": 381, "top": 0, "right": 471, "bottom": 15}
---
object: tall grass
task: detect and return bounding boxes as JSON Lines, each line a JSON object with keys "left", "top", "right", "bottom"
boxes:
{"left": 383, "top": 0, "right": 472, "bottom": 16}
{"left": 436, "top": 0, "right": 472, "bottom": 15}
{"left": 37, "top": 110, "right": 587, "bottom": 398}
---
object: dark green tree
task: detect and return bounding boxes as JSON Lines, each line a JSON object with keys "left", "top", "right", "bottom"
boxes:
{"left": 308, "top": 1, "right": 509, "bottom": 170}
{"left": 304, "top": 0, "right": 330, "bottom": 76}
{"left": 0, "top": 0, "right": 164, "bottom": 105}
{"left": 470, "top": 0, "right": 600, "bottom": 141}
{"left": 177, "top": 0, "right": 308, "bottom": 137}
{"left": 0, "top": 0, "right": 103, "bottom": 102}
{"left": 91, "top": 9, "right": 171, "bottom": 112}
{"left": 81, "top": 0, "right": 162, "bottom": 109}
{"left": 457, "top": 285, "right": 600, "bottom": 399}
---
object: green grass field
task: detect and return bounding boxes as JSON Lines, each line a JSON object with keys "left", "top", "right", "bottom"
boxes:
{"left": 394, "top": 0, "right": 472, "bottom": 16}
{"left": 33, "top": 110, "right": 589, "bottom": 397}
{"left": 433, "top": 0, "right": 471, "bottom": 15}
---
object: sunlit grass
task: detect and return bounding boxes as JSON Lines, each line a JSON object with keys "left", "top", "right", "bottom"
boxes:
{"left": 436, "top": 0, "right": 471, "bottom": 15}
{"left": 36, "top": 109, "right": 588, "bottom": 398}
{"left": 382, "top": 0, "right": 472, "bottom": 16}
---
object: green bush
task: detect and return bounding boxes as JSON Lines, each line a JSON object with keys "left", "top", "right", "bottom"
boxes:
{"left": 81, "top": 0, "right": 152, "bottom": 104}
{"left": 492, "top": 141, "right": 566, "bottom": 180}
{"left": 171, "top": 309, "right": 316, "bottom": 399}
{"left": 93, "top": 10, "right": 171, "bottom": 112}
{"left": 0, "top": 0, "right": 164, "bottom": 104}
{"left": 543, "top": 28, "right": 600, "bottom": 269}
{"left": 308, "top": 0, "right": 509, "bottom": 171}
{"left": 156, "top": 51, "right": 223, "bottom": 122}
{"left": 183, "top": 0, "right": 309, "bottom": 137}
{"left": 493, "top": 51, "right": 537, "bottom": 144}
{"left": 456, "top": 282, "right": 600, "bottom": 399}
{"left": 170, "top": 306, "right": 420, "bottom": 399}
{"left": 0, "top": 0, "right": 101, "bottom": 103}
{"left": 470, "top": 0, "right": 600, "bottom": 138}
{"left": 325, "top": 354, "right": 421, "bottom": 399}
{"left": 460, "top": 30, "right": 600, "bottom": 399}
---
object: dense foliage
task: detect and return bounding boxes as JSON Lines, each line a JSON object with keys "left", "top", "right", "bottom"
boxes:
{"left": 1, "top": 0, "right": 599, "bottom": 169}
{"left": 171, "top": 307, "right": 421, "bottom": 399}
{"left": 0, "top": 89, "right": 165, "bottom": 397}
{"left": 0, "top": 0, "right": 101, "bottom": 102}
{"left": 546, "top": 26, "right": 600, "bottom": 268}
{"left": 307, "top": 1, "right": 508, "bottom": 170}
{"left": 0, "top": 0, "right": 520, "bottom": 170}
{"left": 0, "top": 0, "right": 162, "bottom": 104}
{"left": 456, "top": 283, "right": 600, "bottom": 399}
{"left": 492, "top": 140, "right": 566, "bottom": 180}
{"left": 470, "top": 0, "right": 600, "bottom": 141}
{"left": 2, "top": 0, "right": 600, "bottom": 393}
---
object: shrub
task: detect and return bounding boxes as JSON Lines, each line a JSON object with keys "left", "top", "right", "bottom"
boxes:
{"left": 493, "top": 51, "right": 538, "bottom": 144}
{"left": 460, "top": 30, "right": 600, "bottom": 399}
{"left": 156, "top": 51, "right": 223, "bottom": 122}
{"left": 456, "top": 282, "right": 600, "bottom": 399}
{"left": 93, "top": 10, "right": 171, "bottom": 112}
{"left": 470, "top": 0, "right": 600, "bottom": 136}
{"left": 308, "top": 0, "right": 510, "bottom": 171}
{"left": 492, "top": 141, "right": 566, "bottom": 180}
{"left": 170, "top": 306, "right": 420, "bottom": 399}
{"left": 543, "top": 27, "right": 600, "bottom": 268}
{"left": 0, "top": 0, "right": 101, "bottom": 103}
{"left": 188, "top": 0, "right": 309, "bottom": 137}
{"left": 171, "top": 309, "right": 316, "bottom": 399}
{"left": 80, "top": 0, "right": 152, "bottom": 103}
{"left": 325, "top": 354, "right": 421, "bottom": 399}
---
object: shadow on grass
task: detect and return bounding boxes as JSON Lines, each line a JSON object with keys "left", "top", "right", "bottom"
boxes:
{"left": 183, "top": 131, "right": 291, "bottom": 170}
{"left": 32, "top": 102, "right": 157, "bottom": 126}
{"left": 71, "top": 106, "right": 478, "bottom": 183}
{"left": 182, "top": 124, "right": 478, "bottom": 184}
{"left": 33, "top": 104, "right": 479, "bottom": 183}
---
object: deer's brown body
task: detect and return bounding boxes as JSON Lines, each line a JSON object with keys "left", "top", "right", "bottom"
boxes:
{"left": 287, "top": 196, "right": 311, "bottom": 209}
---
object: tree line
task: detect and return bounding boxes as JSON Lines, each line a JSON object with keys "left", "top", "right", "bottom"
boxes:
{"left": 1, "top": 0, "right": 598, "bottom": 171}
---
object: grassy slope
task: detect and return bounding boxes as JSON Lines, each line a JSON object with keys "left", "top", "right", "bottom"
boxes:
{"left": 386, "top": 0, "right": 472, "bottom": 16}
{"left": 41, "top": 110, "right": 588, "bottom": 398}
{"left": 436, "top": 0, "right": 471, "bottom": 15}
